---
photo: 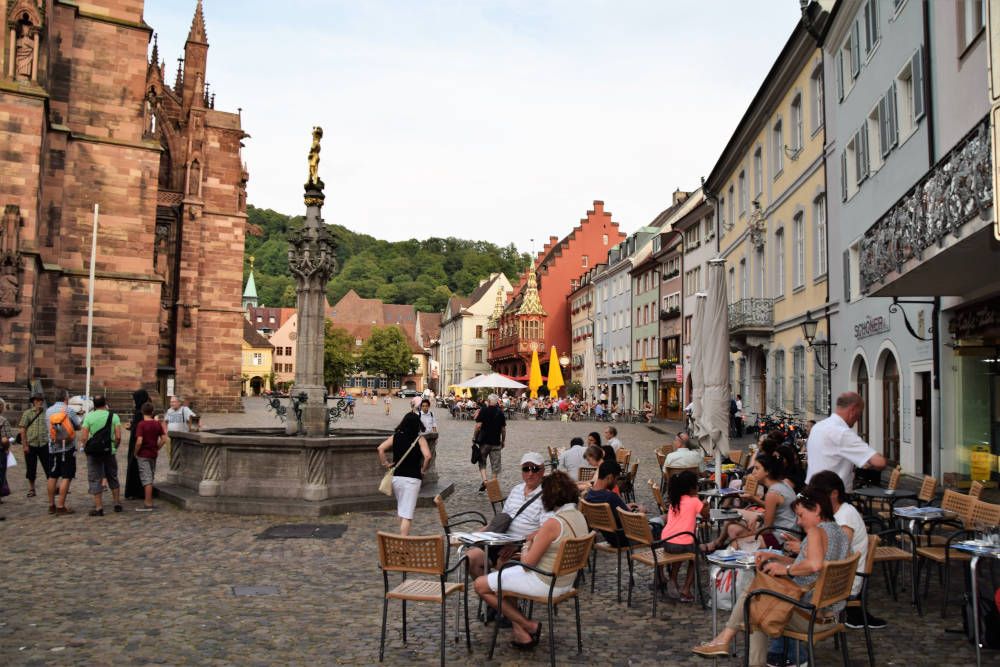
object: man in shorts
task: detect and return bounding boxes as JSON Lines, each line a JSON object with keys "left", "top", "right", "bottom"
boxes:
{"left": 134, "top": 401, "right": 165, "bottom": 511}
{"left": 46, "top": 389, "right": 82, "bottom": 515}
{"left": 79, "top": 395, "right": 122, "bottom": 516}
{"left": 474, "top": 393, "right": 506, "bottom": 492}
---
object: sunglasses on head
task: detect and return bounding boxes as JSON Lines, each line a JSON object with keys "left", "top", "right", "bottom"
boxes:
{"left": 521, "top": 465, "right": 543, "bottom": 473}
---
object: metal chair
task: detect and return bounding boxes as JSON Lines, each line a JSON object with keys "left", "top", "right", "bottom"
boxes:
{"left": 484, "top": 479, "right": 506, "bottom": 516}
{"left": 845, "top": 535, "right": 879, "bottom": 667}
{"left": 744, "top": 552, "right": 862, "bottom": 667}
{"left": 487, "top": 532, "right": 596, "bottom": 667}
{"left": 377, "top": 532, "right": 470, "bottom": 666}
{"left": 577, "top": 466, "right": 597, "bottom": 483}
{"left": 616, "top": 447, "right": 632, "bottom": 465}
{"left": 579, "top": 498, "right": 631, "bottom": 602}
{"left": 616, "top": 507, "right": 701, "bottom": 616}
{"left": 865, "top": 517, "right": 920, "bottom": 613}
{"left": 619, "top": 461, "right": 639, "bottom": 504}
{"left": 432, "top": 494, "right": 486, "bottom": 564}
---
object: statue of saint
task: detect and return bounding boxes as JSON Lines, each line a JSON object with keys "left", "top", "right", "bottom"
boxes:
{"left": 15, "top": 22, "right": 35, "bottom": 81}
{"left": 307, "top": 126, "right": 323, "bottom": 187}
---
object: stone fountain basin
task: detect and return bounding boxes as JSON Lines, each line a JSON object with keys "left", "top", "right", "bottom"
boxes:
{"left": 157, "top": 428, "right": 453, "bottom": 517}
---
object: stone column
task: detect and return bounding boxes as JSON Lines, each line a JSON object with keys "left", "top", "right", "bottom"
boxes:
{"left": 302, "top": 446, "right": 329, "bottom": 500}
{"left": 198, "top": 443, "right": 224, "bottom": 496}
{"left": 287, "top": 182, "right": 337, "bottom": 437}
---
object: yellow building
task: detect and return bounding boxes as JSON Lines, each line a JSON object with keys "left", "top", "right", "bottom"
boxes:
{"left": 705, "top": 4, "right": 832, "bottom": 421}
{"left": 242, "top": 319, "right": 274, "bottom": 396}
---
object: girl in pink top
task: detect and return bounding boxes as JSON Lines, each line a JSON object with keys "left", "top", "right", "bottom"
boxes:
{"left": 659, "top": 470, "right": 708, "bottom": 602}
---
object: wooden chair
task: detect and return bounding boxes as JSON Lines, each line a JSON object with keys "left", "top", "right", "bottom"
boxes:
{"left": 918, "top": 489, "right": 974, "bottom": 546}
{"left": 647, "top": 479, "right": 667, "bottom": 515}
{"left": 577, "top": 466, "right": 597, "bottom": 483}
{"left": 865, "top": 518, "right": 921, "bottom": 613}
{"left": 968, "top": 480, "right": 984, "bottom": 499}
{"left": 546, "top": 446, "right": 559, "bottom": 470}
{"left": 616, "top": 507, "right": 701, "bottom": 617}
{"left": 916, "top": 475, "right": 938, "bottom": 505}
{"left": 744, "top": 552, "right": 862, "bottom": 667}
{"left": 377, "top": 532, "right": 470, "bottom": 666}
{"left": 433, "top": 494, "right": 486, "bottom": 557}
{"left": 579, "top": 498, "right": 632, "bottom": 602}
{"left": 484, "top": 479, "right": 506, "bottom": 516}
{"left": 487, "top": 532, "right": 596, "bottom": 667}
{"left": 616, "top": 447, "right": 632, "bottom": 465}
{"left": 845, "top": 535, "right": 880, "bottom": 667}
{"left": 871, "top": 466, "right": 902, "bottom": 515}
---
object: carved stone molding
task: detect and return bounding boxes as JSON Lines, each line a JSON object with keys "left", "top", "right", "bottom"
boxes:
{"left": 0, "top": 204, "right": 24, "bottom": 317}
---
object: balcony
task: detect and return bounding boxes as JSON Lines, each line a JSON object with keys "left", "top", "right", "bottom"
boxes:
{"left": 659, "top": 307, "right": 681, "bottom": 321}
{"left": 728, "top": 298, "right": 774, "bottom": 333}
{"left": 860, "top": 117, "right": 994, "bottom": 297}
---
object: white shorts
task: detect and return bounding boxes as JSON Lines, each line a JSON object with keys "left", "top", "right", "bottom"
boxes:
{"left": 391, "top": 476, "right": 421, "bottom": 520}
{"left": 486, "top": 565, "right": 572, "bottom": 599}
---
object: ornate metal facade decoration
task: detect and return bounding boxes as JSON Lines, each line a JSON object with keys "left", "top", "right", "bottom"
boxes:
{"left": 0, "top": 204, "right": 24, "bottom": 317}
{"left": 747, "top": 200, "right": 766, "bottom": 249}
{"left": 860, "top": 117, "right": 993, "bottom": 294}
{"left": 728, "top": 298, "right": 774, "bottom": 331}
{"left": 326, "top": 397, "right": 349, "bottom": 425}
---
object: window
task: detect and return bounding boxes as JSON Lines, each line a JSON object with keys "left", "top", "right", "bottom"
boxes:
{"left": 836, "top": 24, "right": 860, "bottom": 101}
{"left": 854, "top": 124, "right": 869, "bottom": 185}
{"left": 866, "top": 105, "right": 883, "bottom": 173}
{"left": 814, "top": 358, "right": 830, "bottom": 414}
{"left": 703, "top": 214, "right": 713, "bottom": 240}
{"left": 582, "top": 255, "right": 589, "bottom": 268}
{"left": 685, "top": 266, "right": 701, "bottom": 296}
{"left": 684, "top": 316, "right": 692, "bottom": 344}
{"left": 793, "top": 213, "right": 805, "bottom": 289}
{"left": 896, "top": 48, "right": 924, "bottom": 140}
{"left": 684, "top": 225, "right": 700, "bottom": 250}
{"left": 269, "top": 317, "right": 275, "bottom": 324}
{"left": 790, "top": 95, "right": 803, "bottom": 152}
{"left": 663, "top": 291, "right": 681, "bottom": 312}
{"left": 774, "top": 228, "right": 785, "bottom": 297}
{"left": 252, "top": 352, "right": 263, "bottom": 366}
{"left": 635, "top": 339, "right": 641, "bottom": 358}
{"left": 792, "top": 346, "right": 806, "bottom": 411}
{"left": 285, "top": 346, "right": 292, "bottom": 355}
{"left": 738, "top": 171, "right": 747, "bottom": 216}
{"left": 810, "top": 66, "right": 824, "bottom": 132}
{"left": 772, "top": 119, "right": 784, "bottom": 177}
{"left": 663, "top": 335, "right": 679, "bottom": 362}
{"left": 739, "top": 258, "right": 748, "bottom": 299}
{"left": 475, "top": 349, "right": 483, "bottom": 363}
{"left": 844, "top": 241, "right": 862, "bottom": 303}
{"left": 863, "top": 0, "right": 880, "bottom": 56}
{"left": 602, "top": 234, "right": 609, "bottom": 245}
{"left": 772, "top": 350, "right": 786, "bottom": 410}
{"left": 813, "top": 195, "right": 827, "bottom": 278}
{"left": 355, "top": 338, "right": 362, "bottom": 347}
{"left": 753, "top": 147, "right": 763, "bottom": 197}
{"left": 960, "top": 0, "right": 986, "bottom": 51}
{"left": 475, "top": 325, "right": 483, "bottom": 338}
{"left": 727, "top": 187, "right": 734, "bottom": 230}
{"left": 718, "top": 196, "right": 726, "bottom": 231}
{"left": 256, "top": 316, "right": 262, "bottom": 323}
{"left": 755, "top": 247, "right": 765, "bottom": 297}
{"left": 275, "top": 347, "right": 283, "bottom": 357}
{"left": 878, "top": 84, "right": 898, "bottom": 158}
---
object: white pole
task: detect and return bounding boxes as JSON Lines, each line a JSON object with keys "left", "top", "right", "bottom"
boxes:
{"left": 85, "top": 203, "right": 99, "bottom": 400}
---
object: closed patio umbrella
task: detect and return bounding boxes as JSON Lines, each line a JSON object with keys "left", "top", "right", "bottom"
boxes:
{"left": 582, "top": 343, "right": 597, "bottom": 401}
{"left": 689, "top": 293, "right": 708, "bottom": 444}
{"left": 528, "top": 349, "right": 543, "bottom": 399}
{"left": 546, "top": 346, "right": 564, "bottom": 397}
{"left": 701, "top": 258, "right": 731, "bottom": 488}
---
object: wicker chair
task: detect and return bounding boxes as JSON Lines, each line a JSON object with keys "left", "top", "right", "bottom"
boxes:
{"left": 484, "top": 479, "right": 506, "bottom": 516}
{"left": 871, "top": 466, "right": 902, "bottom": 515}
{"left": 968, "top": 480, "right": 984, "bottom": 499}
{"left": 619, "top": 461, "right": 639, "bottom": 504}
{"left": 845, "top": 535, "right": 880, "bottom": 667}
{"left": 617, "top": 507, "right": 701, "bottom": 616}
{"left": 647, "top": 479, "right": 667, "bottom": 515}
{"left": 377, "top": 532, "right": 470, "bottom": 666}
{"left": 433, "top": 494, "right": 486, "bottom": 559}
{"left": 916, "top": 489, "right": 974, "bottom": 546}
{"left": 577, "top": 466, "right": 597, "bottom": 483}
{"left": 744, "top": 552, "right": 862, "bottom": 667}
{"left": 579, "top": 498, "right": 632, "bottom": 602}
{"left": 864, "top": 516, "right": 920, "bottom": 613}
{"left": 616, "top": 447, "right": 632, "bottom": 465}
{"left": 487, "top": 532, "right": 596, "bottom": 667}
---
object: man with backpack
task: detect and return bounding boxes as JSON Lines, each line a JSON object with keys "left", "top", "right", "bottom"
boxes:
{"left": 46, "top": 388, "right": 82, "bottom": 514}
{"left": 79, "top": 395, "right": 122, "bottom": 516}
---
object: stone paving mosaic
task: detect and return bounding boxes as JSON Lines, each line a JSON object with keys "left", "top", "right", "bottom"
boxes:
{"left": 0, "top": 397, "right": 988, "bottom": 665}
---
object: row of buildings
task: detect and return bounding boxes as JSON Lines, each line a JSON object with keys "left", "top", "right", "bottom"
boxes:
{"left": 439, "top": 0, "right": 999, "bottom": 487}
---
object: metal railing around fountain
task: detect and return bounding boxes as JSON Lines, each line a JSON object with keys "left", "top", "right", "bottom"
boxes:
{"left": 266, "top": 391, "right": 352, "bottom": 435}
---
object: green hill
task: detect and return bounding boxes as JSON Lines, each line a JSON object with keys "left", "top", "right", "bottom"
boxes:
{"left": 244, "top": 205, "right": 530, "bottom": 311}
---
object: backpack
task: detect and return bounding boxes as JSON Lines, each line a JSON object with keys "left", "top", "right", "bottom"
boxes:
{"left": 83, "top": 412, "right": 115, "bottom": 457}
{"left": 49, "top": 407, "right": 75, "bottom": 453}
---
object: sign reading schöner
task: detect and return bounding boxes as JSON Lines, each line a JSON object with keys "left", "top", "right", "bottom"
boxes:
{"left": 854, "top": 315, "right": 890, "bottom": 340}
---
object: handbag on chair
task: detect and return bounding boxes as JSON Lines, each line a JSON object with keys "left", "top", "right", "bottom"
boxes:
{"left": 747, "top": 569, "right": 807, "bottom": 637}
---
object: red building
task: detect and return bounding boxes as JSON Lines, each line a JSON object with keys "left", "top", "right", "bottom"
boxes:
{"left": 488, "top": 201, "right": 624, "bottom": 376}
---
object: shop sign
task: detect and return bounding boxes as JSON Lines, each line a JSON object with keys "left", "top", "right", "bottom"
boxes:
{"left": 676, "top": 364, "right": 683, "bottom": 383}
{"left": 854, "top": 315, "right": 890, "bottom": 340}
{"left": 950, "top": 303, "right": 1000, "bottom": 339}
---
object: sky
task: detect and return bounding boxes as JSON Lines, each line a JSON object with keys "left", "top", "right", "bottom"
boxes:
{"left": 145, "top": 1, "right": 803, "bottom": 253}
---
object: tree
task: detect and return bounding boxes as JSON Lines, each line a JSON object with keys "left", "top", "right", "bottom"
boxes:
{"left": 360, "top": 325, "right": 417, "bottom": 380}
{"left": 324, "top": 322, "right": 356, "bottom": 390}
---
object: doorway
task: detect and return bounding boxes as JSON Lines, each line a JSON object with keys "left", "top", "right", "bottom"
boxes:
{"left": 855, "top": 358, "right": 870, "bottom": 443}
{"left": 882, "top": 354, "right": 900, "bottom": 463}
{"left": 917, "top": 371, "right": 932, "bottom": 475}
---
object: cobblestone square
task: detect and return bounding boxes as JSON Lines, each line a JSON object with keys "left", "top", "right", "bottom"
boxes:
{"left": 0, "top": 398, "right": 985, "bottom": 665}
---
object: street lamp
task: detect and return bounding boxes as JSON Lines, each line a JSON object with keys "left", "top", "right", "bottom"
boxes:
{"left": 801, "top": 309, "right": 836, "bottom": 412}
{"left": 559, "top": 354, "right": 570, "bottom": 368}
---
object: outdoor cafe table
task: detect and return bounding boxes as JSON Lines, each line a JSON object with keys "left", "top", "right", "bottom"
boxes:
{"left": 699, "top": 487, "right": 742, "bottom": 509}
{"left": 851, "top": 487, "right": 916, "bottom": 516}
{"left": 893, "top": 505, "right": 959, "bottom": 541}
{"left": 950, "top": 540, "right": 1000, "bottom": 667}
{"left": 451, "top": 532, "right": 527, "bottom": 638}
{"left": 706, "top": 550, "right": 765, "bottom": 659}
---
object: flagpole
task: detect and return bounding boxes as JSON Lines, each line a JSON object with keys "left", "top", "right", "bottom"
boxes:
{"left": 85, "top": 203, "right": 99, "bottom": 399}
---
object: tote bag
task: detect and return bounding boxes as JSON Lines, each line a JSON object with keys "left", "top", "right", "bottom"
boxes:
{"left": 378, "top": 437, "right": 419, "bottom": 496}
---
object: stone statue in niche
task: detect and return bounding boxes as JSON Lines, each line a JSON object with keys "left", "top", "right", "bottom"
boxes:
{"left": 188, "top": 160, "right": 201, "bottom": 195}
{"left": 14, "top": 18, "right": 34, "bottom": 81}
{"left": 0, "top": 205, "right": 23, "bottom": 316}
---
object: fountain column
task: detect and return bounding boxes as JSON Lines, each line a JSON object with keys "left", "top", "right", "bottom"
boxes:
{"left": 287, "top": 126, "right": 337, "bottom": 437}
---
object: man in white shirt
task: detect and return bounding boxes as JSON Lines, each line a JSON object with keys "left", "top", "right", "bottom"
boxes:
{"left": 164, "top": 396, "right": 196, "bottom": 433}
{"left": 604, "top": 426, "right": 622, "bottom": 452}
{"left": 558, "top": 437, "right": 588, "bottom": 480}
{"left": 418, "top": 398, "right": 437, "bottom": 433}
{"left": 805, "top": 392, "right": 887, "bottom": 493}
{"left": 663, "top": 432, "right": 703, "bottom": 471}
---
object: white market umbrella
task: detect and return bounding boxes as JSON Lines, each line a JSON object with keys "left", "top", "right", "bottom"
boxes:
{"left": 457, "top": 373, "right": 527, "bottom": 390}
{"left": 689, "top": 293, "right": 709, "bottom": 445}
{"left": 702, "top": 259, "right": 732, "bottom": 489}
{"left": 582, "top": 343, "right": 598, "bottom": 400}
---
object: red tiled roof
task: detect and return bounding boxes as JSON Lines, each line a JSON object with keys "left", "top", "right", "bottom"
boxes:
{"left": 243, "top": 318, "right": 273, "bottom": 349}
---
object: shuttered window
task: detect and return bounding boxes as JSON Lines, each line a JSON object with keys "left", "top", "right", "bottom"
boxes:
{"left": 912, "top": 48, "right": 925, "bottom": 121}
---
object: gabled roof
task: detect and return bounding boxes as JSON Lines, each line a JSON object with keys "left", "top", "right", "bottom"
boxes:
{"left": 417, "top": 311, "right": 442, "bottom": 346}
{"left": 243, "top": 319, "right": 272, "bottom": 349}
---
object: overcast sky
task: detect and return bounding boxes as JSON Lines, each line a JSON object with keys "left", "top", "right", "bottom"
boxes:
{"left": 146, "top": 1, "right": 802, "bottom": 253}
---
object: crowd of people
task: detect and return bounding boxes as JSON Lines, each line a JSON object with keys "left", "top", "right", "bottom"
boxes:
{"left": 0, "top": 390, "right": 198, "bottom": 519}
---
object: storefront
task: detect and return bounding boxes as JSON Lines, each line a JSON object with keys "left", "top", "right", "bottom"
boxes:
{"left": 659, "top": 363, "right": 683, "bottom": 420}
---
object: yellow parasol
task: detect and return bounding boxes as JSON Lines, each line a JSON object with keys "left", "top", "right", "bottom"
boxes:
{"left": 546, "top": 346, "right": 564, "bottom": 396}
{"left": 528, "top": 349, "right": 543, "bottom": 399}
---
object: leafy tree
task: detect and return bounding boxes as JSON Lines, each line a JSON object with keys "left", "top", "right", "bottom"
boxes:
{"left": 360, "top": 326, "right": 417, "bottom": 379}
{"left": 324, "top": 322, "right": 356, "bottom": 389}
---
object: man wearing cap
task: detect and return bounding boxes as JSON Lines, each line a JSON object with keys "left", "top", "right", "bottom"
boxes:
{"left": 466, "top": 451, "right": 546, "bottom": 579}
{"left": 19, "top": 392, "right": 51, "bottom": 498}
{"left": 473, "top": 393, "right": 506, "bottom": 492}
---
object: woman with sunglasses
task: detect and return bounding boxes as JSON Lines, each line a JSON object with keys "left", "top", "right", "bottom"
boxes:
{"left": 692, "top": 487, "right": 849, "bottom": 662}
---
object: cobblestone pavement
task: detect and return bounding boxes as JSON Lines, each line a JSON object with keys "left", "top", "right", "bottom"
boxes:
{"left": 0, "top": 397, "right": 986, "bottom": 665}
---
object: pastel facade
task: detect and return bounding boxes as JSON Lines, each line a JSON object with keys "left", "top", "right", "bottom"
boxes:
{"left": 439, "top": 273, "right": 511, "bottom": 388}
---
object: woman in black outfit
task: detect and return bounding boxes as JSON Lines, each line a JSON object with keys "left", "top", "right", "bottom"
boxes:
{"left": 124, "top": 388, "right": 149, "bottom": 499}
{"left": 376, "top": 411, "right": 432, "bottom": 535}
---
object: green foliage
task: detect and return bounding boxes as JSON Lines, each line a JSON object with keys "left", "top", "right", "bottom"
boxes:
{"left": 360, "top": 326, "right": 418, "bottom": 378}
{"left": 324, "top": 322, "right": 356, "bottom": 389}
{"left": 245, "top": 205, "right": 530, "bottom": 312}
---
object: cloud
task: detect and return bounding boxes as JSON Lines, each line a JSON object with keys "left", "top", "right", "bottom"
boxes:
{"left": 145, "top": 1, "right": 802, "bottom": 251}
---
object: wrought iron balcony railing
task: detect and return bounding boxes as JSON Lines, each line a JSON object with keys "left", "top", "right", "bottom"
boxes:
{"left": 728, "top": 298, "right": 774, "bottom": 332}
{"left": 859, "top": 117, "right": 992, "bottom": 294}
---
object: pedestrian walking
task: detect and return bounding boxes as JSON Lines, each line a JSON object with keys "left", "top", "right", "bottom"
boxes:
{"left": 376, "top": 411, "right": 431, "bottom": 536}
{"left": 46, "top": 388, "right": 82, "bottom": 514}
{"left": 134, "top": 401, "right": 166, "bottom": 512}
{"left": 383, "top": 394, "right": 391, "bottom": 416}
{"left": 19, "top": 392, "right": 51, "bottom": 498}
{"left": 79, "top": 395, "right": 122, "bottom": 516}
{"left": 474, "top": 393, "right": 506, "bottom": 492}
{"left": 124, "top": 388, "right": 149, "bottom": 500}
{"left": 0, "top": 398, "right": 14, "bottom": 504}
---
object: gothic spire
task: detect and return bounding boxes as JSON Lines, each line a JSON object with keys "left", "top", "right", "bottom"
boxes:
{"left": 175, "top": 57, "right": 184, "bottom": 89}
{"left": 150, "top": 33, "right": 159, "bottom": 65}
{"left": 517, "top": 261, "right": 546, "bottom": 316}
{"left": 187, "top": 0, "right": 208, "bottom": 44}
{"left": 487, "top": 286, "right": 506, "bottom": 329}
